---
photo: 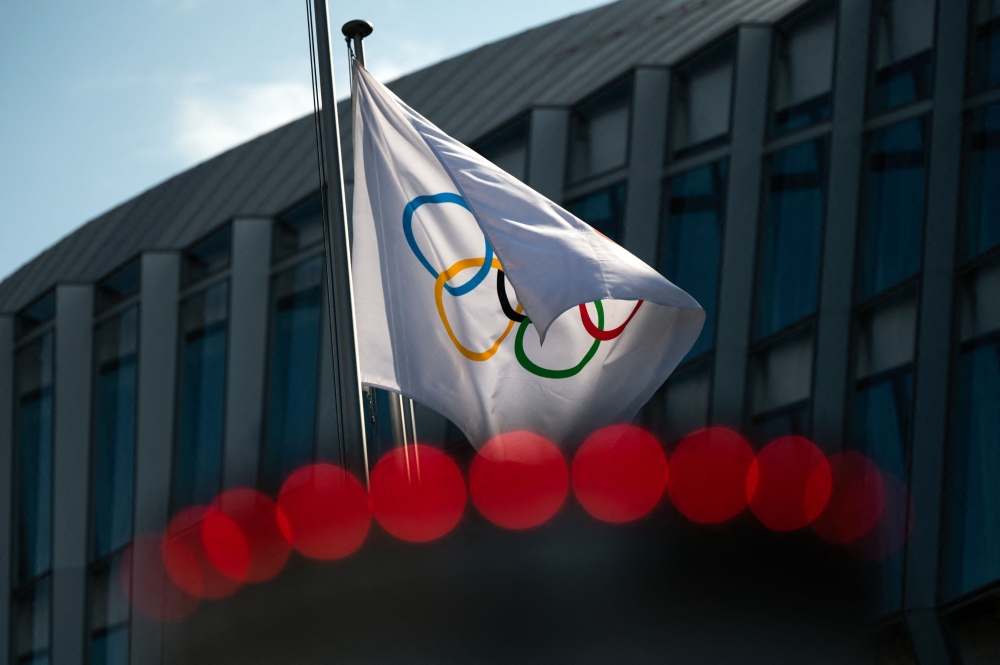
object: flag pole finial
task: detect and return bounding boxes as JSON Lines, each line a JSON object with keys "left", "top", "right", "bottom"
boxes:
{"left": 342, "top": 19, "right": 373, "bottom": 66}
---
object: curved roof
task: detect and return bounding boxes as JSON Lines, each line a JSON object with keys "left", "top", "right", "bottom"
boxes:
{"left": 0, "top": 0, "right": 806, "bottom": 313}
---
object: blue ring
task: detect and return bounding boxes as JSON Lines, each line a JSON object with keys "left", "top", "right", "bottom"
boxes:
{"left": 403, "top": 193, "right": 493, "bottom": 297}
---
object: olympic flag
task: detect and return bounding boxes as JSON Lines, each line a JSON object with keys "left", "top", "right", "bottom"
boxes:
{"left": 351, "top": 62, "right": 705, "bottom": 449}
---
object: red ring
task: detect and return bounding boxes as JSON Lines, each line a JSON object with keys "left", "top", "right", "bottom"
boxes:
{"left": 579, "top": 301, "right": 643, "bottom": 341}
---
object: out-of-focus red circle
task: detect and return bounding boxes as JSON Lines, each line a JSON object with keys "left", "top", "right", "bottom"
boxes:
{"left": 667, "top": 427, "right": 755, "bottom": 524}
{"left": 202, "top": 489, "right": 291, "bottom": 583}
{"left": 369, "top": 444, "right": 466, "bottom": 542}
{"left": 572, "top": 425, "right": 667, "bottom": 523}
{"left": 162, "top": 507, "right": 241, "bottom": 599}
{"left": 746, "top": 436, "right": 832, "bottom": 531}
{"left": 470, "top": 431, "right": 568, "bottom": 530}
{"left": 121, "top": 535, "right": 199, "bottom": 622}
{"left": 811, "top": 452, "right": 886, "bottom": 544}
{"left": 277, "top": 463, "right": 370, "bottom": 560}
{"left": 845, "top": 471, "right": 912, "bottom": 561}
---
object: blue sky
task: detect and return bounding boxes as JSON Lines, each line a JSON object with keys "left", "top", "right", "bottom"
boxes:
{"left": 0, "top": 0, "right": 608, "bottom": 283}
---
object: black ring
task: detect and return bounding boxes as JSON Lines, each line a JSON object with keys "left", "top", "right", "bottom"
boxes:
{"left": 496, "top": 270, "right": 526, "bottom": 322}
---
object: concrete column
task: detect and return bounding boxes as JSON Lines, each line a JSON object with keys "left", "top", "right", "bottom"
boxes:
{"left": 51, "top": 284, "right": 94, "bottom": 665}
{"left": 527, "top": 107, "right": 569, "bottom": 203}
{"left": 223, "top": 218, "right": 272, "bottom": 489}
{"left": 711, "top": 24, "right": 772, "bottom": 427}
{"left": 0, "top": 315, "right": 13, "bottom": 665}
{"left": 622, "top": 67, "right": 670, "bottom": 267}
{"left": 131, "top": 251, "right": 179, "bottom": 665}
{"left": 904, "top": 1, "right": 970, "bottom": 662}
{"left": 812, "top": 0, "right": 872, "bottom": 454}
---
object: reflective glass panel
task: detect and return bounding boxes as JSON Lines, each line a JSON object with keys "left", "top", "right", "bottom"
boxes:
{"left": 671, "top": 39, "right": 735, "bottom": 157}
{"left": 757, "top": 139, "right": 828, "bottom": 338}
{"left": 13, "top": 577, "right": 50, "bottom": 665}
{"left": 16, "top": 292, "right": 54, "bottom": 340}
{"left": 173, "top": 282, "right": 228, "bottom": 511}
{"left": 88, "top": 554, "right": 130, "bottom": 665}
{"left": 475, "top": 117, "right": 529, "bottom": 183}
{"left": 15, "top": 332, "right": 54, "bottom": 584}
{"left": 565, "top": 182, "right": 626, "bottom": 244}
{"left": 948, "top": 257, "right": 1000, "bottom": 598}
{"left": 363, "top": 387, "right": 396, "bottom": 461}
{"left": 642, "top": 360, "right": 711, "bottom": 445}
{"left": 658, "top": 159, "right": 727, "bottom": 359}
{"left": 870, "top": 0, "right": 936, "bottom": 113}
{"left": 771, "top": 1, "right": 836, "bottom": 135}
{"left": 860, "top": 118, "right": 928, "bottom": 301}
{"left": 749, "top": 324, "right": 814, "bottom": 444}
{"left": 567, "top": 78, "right": 632, "bottom": 183}
{"left": 274, "top": 196, "right": 324, "bottom": 262}
{"left": 181, "top": 226, "right": 231, "bottom": 287}
{"left": 91, "top": 307, "right": 138, "bottom": 559}
{"left": 95, "top": 260, "right": 140, "bottom": 314}
{"left": 964, "top": 104, "right": 1000, "bottom": 259}
{"left": 972, "top": 0, "right": 1000, "bottom": 91}
{"left": 261, "top": 258, "right": 322, "bottom": 493}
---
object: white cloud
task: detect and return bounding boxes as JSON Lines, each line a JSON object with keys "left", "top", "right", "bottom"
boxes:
{"left": 170, "top": 79, "right": 314, "bottom": 162}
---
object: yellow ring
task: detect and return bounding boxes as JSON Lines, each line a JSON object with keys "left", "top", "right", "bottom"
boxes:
{"left": 435, "top": 257, "right": 522, "bottom": 362}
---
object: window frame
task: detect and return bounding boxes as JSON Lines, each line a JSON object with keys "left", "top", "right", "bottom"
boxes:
{"left": 564, "top": 72, "right": 636, "bottom": 188}
{"left": 471, "top": 112, "right": 532, "bottom": 184}
{"left": 865, "top": 0, "right": 941, "bottom": 118}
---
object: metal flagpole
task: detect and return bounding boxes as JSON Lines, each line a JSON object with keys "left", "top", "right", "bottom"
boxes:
{"left": 342, "top": 19, "right": 420, "bottom": 452}
{"left": 307, "top": 0, "right": 369, "bottom": 483}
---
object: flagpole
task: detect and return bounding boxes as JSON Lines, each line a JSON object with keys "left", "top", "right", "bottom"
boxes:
{"left": 342, "top": 19, "right": 420, "bottom": 451}
{"left": 308, "top": 0, "right": 369, "bottom": 483}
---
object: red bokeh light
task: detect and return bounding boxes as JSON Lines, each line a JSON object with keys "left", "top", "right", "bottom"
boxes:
{"left": 572, "top": 425, "right": 667, "bottom": 524}
{"left": 277, "top": 463, "right": 371, "bottom": 560}
{"left": 202, "top": 489, "right": 291, "bottom": 583}
{"left": 162, "top": 507, "right": 241, "bottom": 599}
{"left": 470, "top": 431, "right": 568, "bottom": 530}
{"left": 811, "top": 452, "right": 886, "bottom": 544}
{"left": 667, "top": 427, "right": 755, "bottom": 524}
{"left": 121, "top": 534, "right": 199, "bottom": 622}
{"left": 746, "top": 436, "right": 832, "bottom": 531}
{"left": 369, "top": 444, "right": 466, "bottom": 542}
{"left": 845, "top": 471, "right": 913, "bottom": 561}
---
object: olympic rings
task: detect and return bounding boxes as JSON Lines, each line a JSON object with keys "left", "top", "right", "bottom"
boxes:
{"left": 404, "top": 193, "right": 494, "bottom": 296}
{"left": 435, "top": 257, "right": 522, "bottom": 362}
{"left": 405, "top": 192, "right": 643, "bottom": 377}
{"left": 515, "top": 302, "right": 604, "bottom": 379}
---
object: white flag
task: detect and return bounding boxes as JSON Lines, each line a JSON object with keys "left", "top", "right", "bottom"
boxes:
{"left": 351, "top": 62, "right": 705, "bottom": 449}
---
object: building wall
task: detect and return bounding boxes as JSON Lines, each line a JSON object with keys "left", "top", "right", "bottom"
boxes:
{"left": 3, "top": 0, "right": 1000, "bottom": 662}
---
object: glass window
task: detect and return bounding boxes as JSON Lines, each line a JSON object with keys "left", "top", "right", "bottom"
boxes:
{"left": 181, "top": 226, "right": 231, "bottom": 287}
{"left": 870, "top": 0, "right": 936, "bottom": 113}
{"left": 15, "top": 292, "right": 55, "bottom": 340}
{"left": 748, "top": 325, "right": 814, "bottom": 444}
{"left": 948, "top": 256, "right": 1000, "bottom": 598}
{"left": 658, "top": 159, "right": 727, "bottom": 359}
{"left": 567, "top": 78, "right": 632, "bottom": 184}
{"left": 91, "top": 307, "right": 138, "bottom": 559}
{"left": 971, "top": 0, "right": 1000, "bottom": 91}
{"left": 851, "top": 288, "right": 917, "bottom": 616}
{"left": 274, "top": 196, "right": 324, "bottom": 262}
{"left": 771, "top": 0, "right": 836, "bottom": 135}
{"left": 13, "top": 577, "right": 50, "bottom": 665}
{"left": 565, "top": 182, "right": 626, "bottom": 244}
{"left": 88, "top": 554, "right": 130, "bottom": 665}
{"left": 963, "top": 104, "right": 1000, "bottom": 259}
{"left": 670, "top": 38, "right": 735, "bottom": 157}
{"left": 757, "top": 139, "right": 828, "bottom": 338}
{"left": 172, "top": 282, "right": 228, "bottom": 512}
{"left": 14, "top": 332, "right": 54, "bottom": 585}
{"left": 261, "top": 258, "right": 323, "bottom": 493}
{"left": 859, "top": 118, "right": 928, "bottom": 301}
{"left": 474, "top": 116, "right": 529, "bottom": 183}
{"left": 95, "top": 260, "right": 140, "bottom": 315}
{"left": 643, "top": 360, "right": 711, "bottom": 444}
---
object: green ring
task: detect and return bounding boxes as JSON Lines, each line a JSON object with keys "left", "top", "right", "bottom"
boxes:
{"left": 514, "top": 301, "right": 603, "bottom": 379}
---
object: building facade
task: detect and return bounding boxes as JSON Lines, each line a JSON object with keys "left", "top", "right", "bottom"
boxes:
{"left": 1, "top": 0, "right": 999, "bottom": 662}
